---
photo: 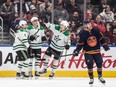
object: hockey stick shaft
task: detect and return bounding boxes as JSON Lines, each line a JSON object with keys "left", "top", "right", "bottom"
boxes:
{"left": 60, "top": 49, "right": 102, "bottom": 57}
{"left": 10, "top": 28, "right": 27, "bottom": 48}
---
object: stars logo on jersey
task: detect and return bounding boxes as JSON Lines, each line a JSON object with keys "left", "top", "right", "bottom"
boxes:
{"left": 54, "top": 35, "right": 61, "bottom": 42}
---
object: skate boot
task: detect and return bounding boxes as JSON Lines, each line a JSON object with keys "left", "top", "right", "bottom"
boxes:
{"left": 16, "top": 72, "right": 21, "bottom": 79}
{"left": 49, "top": 73, "right": 55, "bottom": 79}
{"left": 89, "top": 78, "right": 94, "bottom": 84}
{"left": 98, "top": 76, "right": 106, "bottom": 84}
{"left": 29, "top": 71, "right": 33, "bottom": 79}
{"left": 39, "top": 69, "right": 47, "bottom": 75}
{"left": 21, "top": 72, "right": 29, "bottom": 79}
{"left": 35, "top": 71, "right": 40, "bottom": 79}
{"left": 89, "top": 76, "right": 94, "bottom": 84}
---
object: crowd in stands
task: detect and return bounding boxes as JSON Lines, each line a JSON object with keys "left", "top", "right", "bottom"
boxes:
{"left": 0, "top": 0, "right": 116, "bottom": 46}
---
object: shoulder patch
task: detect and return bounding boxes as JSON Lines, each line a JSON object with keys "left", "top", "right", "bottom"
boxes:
{"left": 40, "top": 26, "right": 44, "bottom": 30}
{"left": 63, "top": 30, "right": 69, "bottom": 36}
{"left": 55, "top": 25, "right": 60, "bottom": 31}
{"left": 27, "top": 25, "right": 33, "bottom": 30}
{"left": 19, "top": 28, "right": 27, "bottom": 32}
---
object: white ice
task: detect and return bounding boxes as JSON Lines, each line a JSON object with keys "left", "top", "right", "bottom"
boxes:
{"left": 0, "top": 77, "right": 116, "bottom": 87}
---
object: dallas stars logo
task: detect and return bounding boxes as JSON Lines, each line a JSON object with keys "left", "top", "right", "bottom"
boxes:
{"left": 54, "top": 35, "right": 61, "bottom": 42}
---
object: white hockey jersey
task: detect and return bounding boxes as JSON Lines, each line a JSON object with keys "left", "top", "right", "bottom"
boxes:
{"left": 27, "top": 25, "right": 45, "bottom": 49}
{"left": 45, "top": 23, "right": 70, "bottom": 52}
{"left": 13, "top": 28, "right": 30, "bottom": 51}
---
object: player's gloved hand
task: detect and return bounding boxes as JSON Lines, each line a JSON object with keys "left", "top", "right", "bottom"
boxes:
{"left": 27, "top": 46, "right": 33, "bottom": 58}
{"left": 73, "top": 49, "right": 79, "bottom": 56}
{"left": 65, "top": 45, "right": 70, "bottom": 50}
{"left": 30, "top": 35, "right": 35, "bottom": 41}
{"left": 27, "top": 45, "right": 31, "bottom": 54}
{"left": 103, "top": 45, "right": 110, "bottom": 51}
{"left": 42, "top": 36, "right": 47, "bottom": 41}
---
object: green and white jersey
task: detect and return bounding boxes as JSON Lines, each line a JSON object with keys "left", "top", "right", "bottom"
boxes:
{"left": 27, "top": 25, "right": 45, "bottom": 49}
{"left": 45, "top": 23, "right": 70, "bottom": 52}
{"left": 13, "top": 28, "right": 29, "bottom": 51}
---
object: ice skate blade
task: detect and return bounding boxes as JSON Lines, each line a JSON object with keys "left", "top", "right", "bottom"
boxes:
{"left": 20, "top": 76, "right": 29, "bottom": 80}
{"left": 40, "top": 73, "right": 46, "bottom": 76}
{"left": 16, "top": 77, "right": 21, "bottom": 80}
{"left": 49, "top": 77, "right": 54, "bottom": 79}
{"left": 98, "top": 80, "right": 105, "bottom": 85}
{"left": 35, "top": 76, "right": 39, "bottom": 80}
{"left": 89, "top": 84, "right": 93, "bottom": 87}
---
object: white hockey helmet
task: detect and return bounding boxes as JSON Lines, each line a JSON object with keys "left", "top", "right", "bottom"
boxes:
{"left": 60, "top": 20, "right": 69, "bottom": 28}
{"left": 19, "top": 20, "right": 27, "bottom": 26}
{"left": 31, "top": 17, "right": 38, "bottom": 22}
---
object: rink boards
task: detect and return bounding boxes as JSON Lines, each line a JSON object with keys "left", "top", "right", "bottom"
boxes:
{"left": 0, "top": 46, "right": 116, "bottom": 77}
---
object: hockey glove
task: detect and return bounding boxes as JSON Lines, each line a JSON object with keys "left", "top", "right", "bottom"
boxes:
{"left": 103, "top": 45, "right": 110, "bottom": 51}
{"left": 65, "top": 45, "right": 70, "bottom": 50}
{"left": 27, "top": 46, "right": 32, "bottom": 58}
{"left": 73, "top": 49, "right": 79, "bottom": 56}
{"left": 42, "top": 36, "right": 47, "bottom": 41}
{"left": 30, "top": 35, "right": 36, "bottom": 41}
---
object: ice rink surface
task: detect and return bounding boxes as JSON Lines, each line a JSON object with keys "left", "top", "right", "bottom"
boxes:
{"left": 0, "top": 77, "right": 116, "bottom": 87}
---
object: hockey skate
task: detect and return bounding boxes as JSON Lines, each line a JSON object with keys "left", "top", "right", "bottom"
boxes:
{"left": 89, "top": 78, "right": 94, "bottom": 84}
{"left": 89, "top": 76, "right": 94, "bottom": 85}
{"left": 49, "top": 73, "right": 55, "bottom": 79}
{"left": 98, "top": 77, "right": 106, "bottom": 85}
{"left": 39, "top": 69, "right": 47, "bottom": 76}
{"left": 16, "top": 72, "right": 21, "bottom": 79}
{"left": 21, "top": 72, "right": 29, "bottom": 80}
{"left": 35, "top": 71, "right": 40, "bottom": 79}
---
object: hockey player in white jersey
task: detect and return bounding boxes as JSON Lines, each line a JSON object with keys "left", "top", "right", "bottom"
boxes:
{"left": 27, "top": 17, "right": 46, "bottom": 79}
{"left": 13, "top": 20, "right": 30, "bottom": 79}
{"left": 39, "top": 20, "right": 70, "bottom": 78}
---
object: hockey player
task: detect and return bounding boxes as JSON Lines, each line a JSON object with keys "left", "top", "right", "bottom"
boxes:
{"left": 39, "top": 20, "right": 70, "bottom": 78}
{"left": 27, "top": 17, "right": 46, "bottom": 79}
{"left": 73, "top": 19, "right": 110, "bottom": 84}
{"left": 13, "top": 20, "right": 30, "bottom": 79}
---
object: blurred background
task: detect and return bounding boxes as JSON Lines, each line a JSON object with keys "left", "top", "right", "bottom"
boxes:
{"left": 0, "top": 0, "right": 116, "bottom": 46}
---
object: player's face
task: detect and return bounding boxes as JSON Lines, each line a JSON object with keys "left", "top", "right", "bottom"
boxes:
{"left": 32, "top": 20, "right": 38, "bottom": 28}
{"left": 87, "top": 22, "right": 92, "bottom": 30}
{"left": 22, "top": 24, "right": 27, "bottom": 29}
{"left": 60, "top": 24, "right": 66, "bottom": 32}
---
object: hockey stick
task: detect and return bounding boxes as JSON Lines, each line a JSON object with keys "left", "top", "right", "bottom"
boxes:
{"left": 10, "top": 28, "right": 25, "bottom": 45}
{"left": 60, "top": 49, "right": 102, "bottom": 57}
{"left": 10, "top": 28, "right": 45, "bottom": 61}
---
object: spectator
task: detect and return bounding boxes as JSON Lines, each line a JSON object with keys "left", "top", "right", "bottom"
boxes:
{"left": 100, "top": 5, "right": 114, "bottom": 23}
{"left": 0, "top": 0, "right": 15, "bottom": 33}
{"left": 91, "top": 15, "right": 106, "bottom": 34}
{"left": 54, "top": 0, "right": 65, "bottom": 9}
{"left": 12, "top": 12, "right": 28, "bottom": 31}
{"left": 69, "top": 11, "right": 83, "bottom": 29}
{"left": 39, "top": 5, "right": 52, "bottom": 23}
{"left": 99, "top": 0, "right": 108, "bottom": 13}
{"left": 66, "top": 0, "right": 81, "bottom": 16}
{"left": 54, "top": 2, "right": 69, "bottom": 24}
{"left": 69, "top": 21, "right": 77, "bottom": 45}
{"left": 106, "top": 21, "right": 116, "bottom": 45}
{"left": 14, "top": 0, "right": 30, "bottom": 14}
{"left": 29, "top": 0, "right": 42, "bottom": 14}
{"left": 39, "top": 0, "right": 52, "bottom": 12}
{"left": 112, "top": 20, "right": 116, "bottom": 30}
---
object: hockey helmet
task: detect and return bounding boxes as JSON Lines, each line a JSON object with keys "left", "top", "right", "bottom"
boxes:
{"left": 31, "top": 17, "right": 38, "bottom": 22}
{"left": 60, "top": 20, "right": 69, "bottom": 28}
{"left": 19, "top": 20, "right": 27, "bottom": 26}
